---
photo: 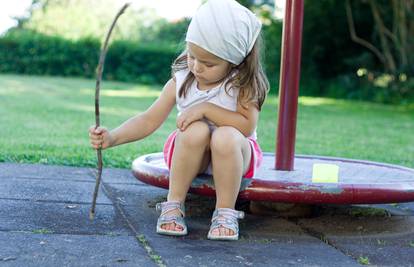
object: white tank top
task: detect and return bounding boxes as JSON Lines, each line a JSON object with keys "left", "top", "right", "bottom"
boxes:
{"left": 174, "top": 69, "right": 257, "bottom": 140}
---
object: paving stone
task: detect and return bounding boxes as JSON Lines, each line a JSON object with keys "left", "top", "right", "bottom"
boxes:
{"left": 0, "top": 176, "right": 111, "bottom": 204}
{"left": 0, "top": 232, "right": 155, "bottom": 267}
{"left": 0, "top": 199, "right": 130, "bottom": 236}
{"left": 0, "top": 162, "right": 145, "bottom": 184}
{"left": 298, "top": 214, "right": 414, "bottom": 266}
{"left": 327, "top": 234, "right": 414, "bottom": 267}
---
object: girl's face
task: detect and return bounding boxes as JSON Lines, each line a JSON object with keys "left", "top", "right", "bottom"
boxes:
{"left": 187, "top": 42, "right": 233, "bottom": 89}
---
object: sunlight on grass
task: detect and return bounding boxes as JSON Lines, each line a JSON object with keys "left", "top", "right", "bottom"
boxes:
{"left": 100, "top": 106, "right": 145, "bottom": 116}
{"left": 0, "top": 79, "right": 30, "bottom": 95}
{"left": 299, "top": 96, "right": 339, "bottom": 106}
{"left": 62, "top": 102, "right": 95, "bottom": 113}
{"left": 79, "top": 88, "right": 161, "bottom": 98}
{"left": 266, "top": 96, "right": 345, "bottom": 107}
{"left": 61, "top": 102, "right": 144, "bottom": 116}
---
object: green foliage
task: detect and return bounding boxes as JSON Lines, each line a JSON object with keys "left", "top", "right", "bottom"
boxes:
{"left": 2, "top": 0, "right": 413, "bottom": 103}
{"left": 261, "top": 12, "right": 283, "bottom": 93}
{"left": 14, "top": 0, "right": 191, "bottom": 44}
{"left": 18, "top": 0, "right": 162, "bottom": 41}
{"left": 105, "top": 41, "right": 179, "bottom": 84}
{"left": 0, "top": 30, "right": 179, "bottom": 84}
{"left": 141, "top": 19, "right": 190, "bottom": 45}
{"left": 297, "top": 0, "right": 414, "bottom": 103}
{"left": 319, "top": 71, "right": 414, "bottom": 104}
{"left": 0, "top": 22, "right": 281, "bottom": 87}
{"left": 0, "top": 30, "right": 99, "bottom": 77}
{"left": 302, "top": 0, "right": 374, "bottom": 79}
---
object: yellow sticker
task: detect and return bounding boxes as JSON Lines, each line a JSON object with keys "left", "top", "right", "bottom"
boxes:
{"left": 312, "top": 163, "right": 339, "bottom": 183}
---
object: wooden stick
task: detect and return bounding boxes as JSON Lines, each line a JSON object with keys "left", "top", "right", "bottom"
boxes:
{"left": 89, "top": 3, "right": 130, "bottom": 220}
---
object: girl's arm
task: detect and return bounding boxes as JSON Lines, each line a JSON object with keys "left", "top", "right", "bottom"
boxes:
{"left": 177, "top": 100, "right": 259, "bottom": 137}
{"left": 109, "top": 78, "right": 176, "bottom": 147}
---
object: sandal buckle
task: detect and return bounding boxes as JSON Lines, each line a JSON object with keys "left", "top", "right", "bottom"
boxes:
{"left": 155, "top": 203, "right": 162, "bottom": 212}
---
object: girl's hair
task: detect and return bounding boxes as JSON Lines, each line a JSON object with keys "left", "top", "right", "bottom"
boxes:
{"left": 171, "top": 35, "right": 269, "bottom": 110}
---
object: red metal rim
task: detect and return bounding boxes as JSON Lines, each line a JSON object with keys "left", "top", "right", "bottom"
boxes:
{"left": 132, "top": 153, "right": 414, "bottom": 205}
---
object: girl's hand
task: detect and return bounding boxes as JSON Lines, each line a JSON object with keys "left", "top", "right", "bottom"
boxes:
{"left": 88, "top": 126, "right": 113, "bottom": 150}
{"left": 176, "top": 103, "right": 207, "bottom": 131}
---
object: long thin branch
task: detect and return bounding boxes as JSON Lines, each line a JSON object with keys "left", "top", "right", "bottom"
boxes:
{"left": 391, "top": 0, "right": 399, "bottom": 38}
{"left": 398, "top": 0, "right": 408, "bottom": 66}
{"left": 383, "top": 23, "right": 398, "bottom": 46}
{"left": 345, "top": 0, "right": 386, "bottom": 66}
{"left": 368, "top": 0, "right": 396, "bottom": 72}
{"left": 89, "top": 3, "right": 130, "bottom": 220}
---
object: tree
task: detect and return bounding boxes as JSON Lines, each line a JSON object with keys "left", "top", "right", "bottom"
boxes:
{"left": 346, "top": 0, "right": 413, "bottom": 75}
{"left": 345, "top": 0, "right": 413, "bottom": 102}
{"left": 10, "top": 0, "right": 166, "bottom": 41}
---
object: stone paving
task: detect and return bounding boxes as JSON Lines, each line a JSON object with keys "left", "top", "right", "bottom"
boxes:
{"left": 0, "top": 162, "right": 413, "bottom": 266}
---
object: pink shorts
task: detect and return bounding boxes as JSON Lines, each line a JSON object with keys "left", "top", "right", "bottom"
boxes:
{"left": 162, "top": 130, "right": 263, "bottom": 179}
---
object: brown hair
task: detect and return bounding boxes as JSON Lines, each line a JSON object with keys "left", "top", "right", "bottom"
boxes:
{"left": 171, "top": 35, "right": 269, "bottom": 110}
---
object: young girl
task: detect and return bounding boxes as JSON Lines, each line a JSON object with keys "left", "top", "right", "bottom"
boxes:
{"left": 89, "top": 0, "right": 269, "bottom": 241}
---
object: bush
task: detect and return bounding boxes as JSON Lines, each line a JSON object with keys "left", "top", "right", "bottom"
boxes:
{"left": 262, "top": 18, "right": 282, "bottom": 94}
{"left": 105, "top": 41, "right": 179, "bottom": 84}
{"left": 0, "top": 25, "right": 282, "bottom": 89}
{"left": 321, "top": 71, "right": 414, "bottom": 104}
{"left": 0, "top": 30, "right": 179, "bottom": 84}
{"left": 0, "top": 30, "right": 99, "bottom": 78}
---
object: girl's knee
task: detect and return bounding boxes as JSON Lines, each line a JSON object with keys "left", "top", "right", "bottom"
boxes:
{"left": 176, "top": 121, "right": 210, "bottom": 148}
{"left": 210, "top": 126, "right": 242, "bottom": 154}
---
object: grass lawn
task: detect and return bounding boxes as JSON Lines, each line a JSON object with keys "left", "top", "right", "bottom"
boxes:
{"left": 0, "top": 74, "right": 413, "bottom": 169}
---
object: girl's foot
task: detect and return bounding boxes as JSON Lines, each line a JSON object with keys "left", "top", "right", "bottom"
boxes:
{"left": 209, "top": 225, "right": 235, "bottom": 237}
{"left": 207, "top": 208, "right": 244, "bottom": 241}
{"left": 160, "top": 208, "right": 184, "bottom": 232}
{"left": 156, "top": 201, "right": 188, "bottom": 236}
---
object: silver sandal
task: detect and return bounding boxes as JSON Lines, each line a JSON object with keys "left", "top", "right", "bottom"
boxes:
{"left": 207, "top": 208, "right": 245, "bottom": 241}
{"left": 156, "top": 201, "right": 188, "bottom": 236}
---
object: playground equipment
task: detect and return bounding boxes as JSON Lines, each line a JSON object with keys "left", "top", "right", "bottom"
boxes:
{"left": 132, "top": 0, "right": 414, "bottom": 204}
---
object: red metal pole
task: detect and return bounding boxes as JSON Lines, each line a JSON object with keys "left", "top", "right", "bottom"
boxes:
{"left": 275, "top": 0, "right": 304, "bottom": 170}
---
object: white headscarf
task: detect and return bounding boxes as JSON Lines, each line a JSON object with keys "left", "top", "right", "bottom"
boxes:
{"left": 185, "top": 0, "right": 262, "bottom": 65}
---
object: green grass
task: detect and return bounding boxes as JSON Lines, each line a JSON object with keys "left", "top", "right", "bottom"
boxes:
{"left": 0, "top": 74, "right": 413, "bottom": 169}
{"left": 358, "top": 256, "right": 370, "bottom": 265}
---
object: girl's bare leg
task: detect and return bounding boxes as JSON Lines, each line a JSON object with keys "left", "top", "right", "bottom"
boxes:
{"left": 210, "top": 126, "right": 251, "bottom": 237}
{"left": 162, "top": 121, "right": 211, "bottom": 231}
